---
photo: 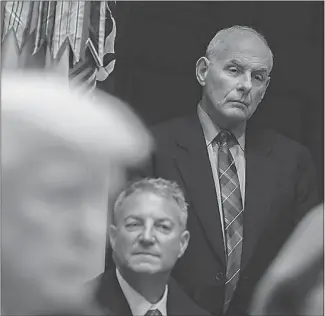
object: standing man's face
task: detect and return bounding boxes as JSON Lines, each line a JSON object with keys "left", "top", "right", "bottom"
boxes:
{"left": 2, "top": 142, "right": 121, "bottom": 314}
{"left": 110, "top": 192, "right": 190, "bottom": 276}
{"left": 196, "top": 32, "right": 272, "bottom": 128}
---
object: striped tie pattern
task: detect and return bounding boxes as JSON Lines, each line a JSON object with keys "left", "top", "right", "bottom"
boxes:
{"left": 216, "top": 130, "right": 244, "bottom": 313}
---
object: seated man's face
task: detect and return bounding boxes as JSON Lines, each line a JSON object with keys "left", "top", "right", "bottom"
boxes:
{"left": 110, "top": 191, "right": 189, "bottom": 276}
{"left": 2, "top": 138, "right": 121, "bottom": 314}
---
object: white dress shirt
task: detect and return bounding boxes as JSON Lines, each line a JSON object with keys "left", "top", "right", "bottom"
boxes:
{"left": 197, "top": 104, "right": 246, "bottom": 248}
{"left": 116, "top": 268, "right": 168, "bottom": 316}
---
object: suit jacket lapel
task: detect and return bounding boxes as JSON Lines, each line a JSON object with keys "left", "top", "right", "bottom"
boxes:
{"left": 95, "top": 270, "right": 133, "bottom": 316}
{"left": 172, "top": 115, "right": 278, "bottom": 271}
{"left": 167, "top": 278, "right": 208, "bottom": 315}
{"left": 167, "top": 279, "right": 189, "bottom": 315}
{"left": 241, "top": 126, "right": 275, "bottom": 269}
{"left": 174, "top": 113, "right": 226, "bottom": 268}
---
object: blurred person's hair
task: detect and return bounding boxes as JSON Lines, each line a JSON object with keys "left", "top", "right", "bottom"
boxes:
{"left": 2, "top": 71, "right": 153, "bottom": 169}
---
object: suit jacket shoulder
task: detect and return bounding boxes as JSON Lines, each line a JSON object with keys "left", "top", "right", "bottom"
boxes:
{"left": 91, "top": 270, "right": 132, "bottom": 316}
{"left": 253, "top": 127, "right": 314, "bottom": 156}
{"left": 91, "top": 270, "right": 211, "bottom": 316}
{"left": 152, "top": 113, "right": 203, "bottom": 147}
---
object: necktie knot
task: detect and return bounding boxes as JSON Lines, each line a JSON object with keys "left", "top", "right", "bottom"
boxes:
{"left": 145, "top": 309, "right": 163, "bottom": 316}
{"left": 216, "top": 130, "right": 234, "bottom": 147}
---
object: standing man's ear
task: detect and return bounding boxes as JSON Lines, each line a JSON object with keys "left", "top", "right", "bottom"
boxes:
{"left": 265, "top": 77, "right": 271, "bottom": 91}
{"left": 259, "top": 77, "right": 271, "bottom": 103}
{"left": 196, "top": 57, "right": 210, "bottom": 86}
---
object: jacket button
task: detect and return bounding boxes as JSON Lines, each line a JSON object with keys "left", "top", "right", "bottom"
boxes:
{"left": 215, "top": 272, "right": 224, "bottom": 281}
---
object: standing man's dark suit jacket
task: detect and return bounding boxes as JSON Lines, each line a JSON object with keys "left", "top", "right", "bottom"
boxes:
{"left": 140, "top": 112, "right": 319, "bottom": 316}
{"left": 93, "top": 269, "right": 211, "bottom": 316}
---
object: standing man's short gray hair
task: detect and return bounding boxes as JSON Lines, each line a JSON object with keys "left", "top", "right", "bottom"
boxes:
{"left": 206, "top": 25, "right": 274, "bottom": 68}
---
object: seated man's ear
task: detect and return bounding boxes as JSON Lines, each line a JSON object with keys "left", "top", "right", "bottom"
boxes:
{"left": 108, "top": 225, "right": 117, "bottom": 251}
{"left": 196, "top": 57, "right": 210, "bottom": 87}
{"left": 178, "top": 230, "right": 190, "bottom": 259}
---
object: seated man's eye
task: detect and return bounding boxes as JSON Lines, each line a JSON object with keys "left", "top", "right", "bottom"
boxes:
{"left": 157, "top": 224, "right": 171, "bottom": 232}
{"left": 227, "top": 66, "right": 240, "bottom": 74}
{"left": 126, "top": 222, "right": 140, "bottom": 228}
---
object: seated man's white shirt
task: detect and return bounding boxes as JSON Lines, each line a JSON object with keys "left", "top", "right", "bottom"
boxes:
{"left": 116, "top": 268, "right": 168, "bottom": 316}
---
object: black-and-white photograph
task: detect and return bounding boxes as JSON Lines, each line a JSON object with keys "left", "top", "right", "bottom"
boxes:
{"left": 1, "top": 1, "right": 324, "bottom": 316}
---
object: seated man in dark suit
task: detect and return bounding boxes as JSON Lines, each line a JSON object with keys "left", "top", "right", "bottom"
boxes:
{"left": 93, "top": 178, "right": 210, "bottom": 316}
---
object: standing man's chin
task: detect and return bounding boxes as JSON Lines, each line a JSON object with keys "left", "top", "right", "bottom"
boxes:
{"left": 224, "top": 112, "right": 248, "bottom": 123}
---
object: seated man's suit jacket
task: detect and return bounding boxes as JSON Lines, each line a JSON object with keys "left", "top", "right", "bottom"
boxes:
{"left": 135, "top": 112, "right": 318, "bottom": 316}
{"left": 92, "top": 269, "right": 211, "bottom": 316}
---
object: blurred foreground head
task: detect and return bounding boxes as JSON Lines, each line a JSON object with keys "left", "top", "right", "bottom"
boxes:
{"left": 249, "top": 204, "right": 324, "bottom": 316}
{"left": 1, "top": 71, "right": 153, "bottom": 315}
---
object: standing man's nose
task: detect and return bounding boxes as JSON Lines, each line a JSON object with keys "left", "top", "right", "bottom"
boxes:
{"left": 238, "top": 72, "right": 252, "bottom": 94}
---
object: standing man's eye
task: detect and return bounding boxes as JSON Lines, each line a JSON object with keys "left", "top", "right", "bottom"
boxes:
{"left": 253, "top": 72, "right": 266, "bottom": 82}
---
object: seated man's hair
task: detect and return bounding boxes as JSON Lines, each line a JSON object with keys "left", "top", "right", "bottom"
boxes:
{"left": 112, "top": 178, "right": 188, "bottom": 228}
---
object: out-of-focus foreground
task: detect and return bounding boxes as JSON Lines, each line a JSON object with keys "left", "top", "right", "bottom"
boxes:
{"left": 1, "top": 70, "right": 153, "bottom": 315}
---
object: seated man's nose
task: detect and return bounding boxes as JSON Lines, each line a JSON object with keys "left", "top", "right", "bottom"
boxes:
{"left": 140, "top": 227, "right": 155, "bottom": 243}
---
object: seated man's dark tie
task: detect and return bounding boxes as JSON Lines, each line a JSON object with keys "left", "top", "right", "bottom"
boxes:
{"left": 145, "top": 309, "right": 163, "bottom": 316}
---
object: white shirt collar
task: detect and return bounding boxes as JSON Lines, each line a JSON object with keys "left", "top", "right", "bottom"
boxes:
{"left": 197, "top": 103, "right": 246, "bottom": 150}
{"left": 116, "top": 268, "right": 168, "bottom": 316}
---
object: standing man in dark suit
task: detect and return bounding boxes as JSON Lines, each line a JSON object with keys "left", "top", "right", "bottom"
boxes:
{"left": 144, "top": 26, "right": 319, "bottom": 315}
{"left": 95, "top": 178, "right": 211, "bottom": 316}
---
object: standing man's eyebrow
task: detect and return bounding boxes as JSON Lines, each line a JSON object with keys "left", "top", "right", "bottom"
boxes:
{"left": 227, "top": 59, "right": 244, "bottom": 67}
{"left": 253, "top": 68, "right": 268, "bottom": 74}
{"left": 228, "top": 59, "right": 268, "bottom": 72}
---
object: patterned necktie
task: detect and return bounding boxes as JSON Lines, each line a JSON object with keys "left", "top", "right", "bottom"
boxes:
{"left": 145, "top": 309, "right": 163, "bottom": 316}
{"left": 216, "top": 130, "right": 244, "bottom": 313}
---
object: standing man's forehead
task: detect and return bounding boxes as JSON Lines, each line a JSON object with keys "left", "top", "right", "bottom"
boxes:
{"left": 208, "top": 30, "right": 273, "bottom": 71}
{"left": 209, "top": 29, "right": 270, "bottom": 55}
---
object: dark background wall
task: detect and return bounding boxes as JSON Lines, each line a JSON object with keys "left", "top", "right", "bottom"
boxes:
{"left": 98, "top": 1, "right": 324, "bottom": 196}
